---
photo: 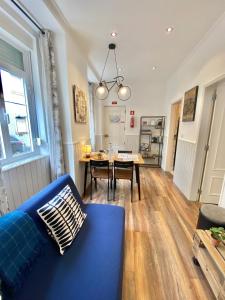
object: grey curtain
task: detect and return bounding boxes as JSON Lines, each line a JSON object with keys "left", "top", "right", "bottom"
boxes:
{"left": 39, "top": 30, "right": 65, "bottom": 180}
{"left": 0, "top": 166, "right": 9, "bottom": 216}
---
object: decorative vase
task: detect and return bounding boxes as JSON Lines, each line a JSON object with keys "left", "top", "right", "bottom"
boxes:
{"left": 211, "top": 237, "right": 221, "bottom": 247}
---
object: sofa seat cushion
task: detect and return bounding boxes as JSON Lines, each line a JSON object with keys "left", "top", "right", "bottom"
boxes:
{"left": 10, "top": 204, "right": 125, "bottom": 300}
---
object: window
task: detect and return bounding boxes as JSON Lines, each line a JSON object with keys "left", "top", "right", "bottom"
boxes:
{"left": 0, "top": 37, "right": 39, "bottom": 165}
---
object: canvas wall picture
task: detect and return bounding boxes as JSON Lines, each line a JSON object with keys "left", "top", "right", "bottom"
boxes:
{"left": 182, "top": 86, "right": 199, "bottom": 122}
{"left": 73, "top": 85, "right": 87, "bottom": 123}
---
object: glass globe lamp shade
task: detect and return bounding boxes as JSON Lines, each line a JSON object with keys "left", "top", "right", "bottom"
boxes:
{"left": 95, "top": 82, "right": 109, "bottom": 100}
{"left": 118, "top": 84, "right": 131, "bottom": 101}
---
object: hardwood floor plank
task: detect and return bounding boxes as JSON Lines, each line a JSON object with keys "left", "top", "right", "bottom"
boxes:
{"left": 83, "top": 168, "right": 215, "bottom": 299}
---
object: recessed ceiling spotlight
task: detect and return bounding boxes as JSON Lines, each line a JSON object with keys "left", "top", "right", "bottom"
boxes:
{"left": 166, "top": 27, "right": 174, "bottom": 33}
{"left": 152, "top": 66, "right": 157, "bottom": 71}
{"left": 111, "top": 31, "right": 117, "bottom": 38}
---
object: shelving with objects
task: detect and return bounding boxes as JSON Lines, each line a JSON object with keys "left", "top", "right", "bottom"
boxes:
{"left": 139, "top": 116, "right": 165, "bottom": 167}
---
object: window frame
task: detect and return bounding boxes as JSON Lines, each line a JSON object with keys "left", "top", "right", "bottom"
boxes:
{"left": 0, "top": 37, "right": 40, "bottom": 166}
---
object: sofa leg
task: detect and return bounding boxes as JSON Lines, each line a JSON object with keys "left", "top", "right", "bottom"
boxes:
{"left": 113, "top": 179, "right": 116, "bottom": 201}
{"left": 107, "top": 179, "right": 110, "bottom": 201}
{"left": 131, "top": 180, "right": 133, "bottom": 202}
{"left": 192, "top": 256, "right": 200, "bottom": 266}
{"left": 90, "top": 178, "right": 93, "bottom": 200}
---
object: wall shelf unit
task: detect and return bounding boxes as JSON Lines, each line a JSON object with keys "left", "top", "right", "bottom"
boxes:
{"left": 139, "top": 116, "right": 165, "bottom": 167}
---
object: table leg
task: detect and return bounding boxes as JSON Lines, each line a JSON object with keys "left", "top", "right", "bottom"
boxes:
{"left": 135, "top": 164, "right": 141, "bottom": 200}
{"left": 83, "top": 162, "right": 88, "bottom": 197}
{"left": 192, "top": 256, "right": 200, "bottom": 266}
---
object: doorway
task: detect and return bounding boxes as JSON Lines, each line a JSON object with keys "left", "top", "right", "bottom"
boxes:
{"left": 199, "top": 79, "right": 225, "bottom": 204}
{"left": 167, "top": 100, "right": 182, "bottom": 174}
{"left": 103, "top": 106, "right": 126, "bottom": 153}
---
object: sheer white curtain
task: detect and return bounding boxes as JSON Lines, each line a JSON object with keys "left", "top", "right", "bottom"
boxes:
{"left": 0, "top": 167, "right": 9, "bottom": 216}
{"left": 39, "top": 30, "right": 65, "bottom": 180}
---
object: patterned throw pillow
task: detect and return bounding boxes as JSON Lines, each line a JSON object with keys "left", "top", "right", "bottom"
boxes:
{"left": 37, "top": 185, "right": 86, "bottom": 255}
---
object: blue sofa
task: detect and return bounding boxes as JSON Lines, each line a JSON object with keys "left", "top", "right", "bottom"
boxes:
{"left": 6, "top": 174, "right": 125, "bottom": 300}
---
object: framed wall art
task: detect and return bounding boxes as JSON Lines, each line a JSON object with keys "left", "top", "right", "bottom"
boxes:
{"left": 182, "top": 86, "right": 199, "bottom": 122}
{"left": 73, "top": 85, "right": 87, "bottom": 123}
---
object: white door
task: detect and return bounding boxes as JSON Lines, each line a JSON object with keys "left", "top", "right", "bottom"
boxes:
{"left": 103, "top": 106, "right": 126, "bottom": 153}
{"left": 201, "top": 81, "right": 225, "bottom": 204}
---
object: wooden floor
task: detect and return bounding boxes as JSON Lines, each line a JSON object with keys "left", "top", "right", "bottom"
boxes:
{"left": 83, "top": 168, "right": 214, "bottom": 300}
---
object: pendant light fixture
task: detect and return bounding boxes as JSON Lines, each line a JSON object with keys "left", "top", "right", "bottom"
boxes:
{"left": 95, "top": 43, "right": 131, "bottom": 101}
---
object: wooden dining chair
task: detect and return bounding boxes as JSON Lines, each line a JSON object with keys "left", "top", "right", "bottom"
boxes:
{"left": 113, "top": 160, "right": 134, "bottom": 202}
{"left": 118, "top": 150, "right": 132, "bottom": 154}
{"left": 90, "top": 160, "right": 113, "bottom": 201}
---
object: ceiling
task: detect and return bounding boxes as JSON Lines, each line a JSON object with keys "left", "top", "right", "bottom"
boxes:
{"left": 54, "top": 0, "right": 225, "bottom": 84}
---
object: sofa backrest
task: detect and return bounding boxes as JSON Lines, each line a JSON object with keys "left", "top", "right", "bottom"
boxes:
{"left": 16, "top": 174, "right": 84, "bottom": 239}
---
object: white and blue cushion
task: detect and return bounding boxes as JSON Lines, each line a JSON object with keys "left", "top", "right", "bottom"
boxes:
{"left": 37, "top": 185, "right": 86, "bottom": 255}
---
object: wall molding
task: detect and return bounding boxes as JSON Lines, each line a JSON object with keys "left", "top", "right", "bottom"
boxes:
{"left": 124, "top": 134, "right": 139, "bottom": 137}
{"left": 174, "top": 139, "right": 197, "bottom": 200}
{"left": 63, "top": 139, "right": 89, "bottom": 146}
{"left": 178, "top": 138, "right": 197, "bottom": 144}
{"left": 95, "top": 133, "right": 139, "bottom": 137}
{"left": 2, "top": 154, "right": 49, "bottom": 172}
{"left": 63, "top": 141, "right": 80, "bottom": 146}
{"left": 3, "top": 155, "right": 50, "bottom": 211}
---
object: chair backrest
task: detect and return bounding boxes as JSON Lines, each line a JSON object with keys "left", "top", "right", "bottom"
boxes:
{"left": 90, "top": 159, "right": 109, "bottom": 168}
{"left": 118, "top": 150, "right": 132, "bottom": 154}
{"left": 114, "top": 160, "right": 134, "bottom": 169}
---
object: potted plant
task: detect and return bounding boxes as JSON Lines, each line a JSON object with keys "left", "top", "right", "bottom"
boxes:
{"left": 209, "top": 227, "right": 225, "bottom": 247}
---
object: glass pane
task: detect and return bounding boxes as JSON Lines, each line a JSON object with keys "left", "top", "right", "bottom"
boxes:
{"left": 1, "top": 70, "right": 26, "bottom": 105}
{"left": 1, "top": 69, "right": 33, "bottom": 156}
{"left": 0, "top": 38, "right": 24, "bottom": 71}
{"left": 0, "top": 125, "right": 5, "bottom": 160}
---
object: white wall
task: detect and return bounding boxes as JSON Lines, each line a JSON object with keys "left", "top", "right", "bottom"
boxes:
{"left": 1, "top": 0, "right": 92, "bottom": 195}
{"left": 44, "top": 8, "right": 92, "bottom": 194}
{"left": 163, "top": 13, "right": 225, "bottom": 200}
{"left": 94, "top": 81, "right": 166, "bottom": 152}
{"left": 64, "top": 32, "right": 90, "bottom": 192}
{"left": 0, "top": 2, "right": 35, "bottom": 49}
{"left": 0, "top": 2, "right": 51, "bottom": 208}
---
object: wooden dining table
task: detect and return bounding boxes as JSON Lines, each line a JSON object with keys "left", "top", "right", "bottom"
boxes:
{"left": 79, "top": 153, "right": 144, "bottom": 200}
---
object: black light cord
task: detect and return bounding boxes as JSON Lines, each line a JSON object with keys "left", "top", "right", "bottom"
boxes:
{"left": 10, "top": 0, "right": 45, "bottom": 35}
{"left": 100, "top": 48, "right": 110, "bottom": 82}
{"left": 113, "top": 48, "right": 119, "bottom": 79}
{"left": 100, "top": 45, "right": 120, "bottom": 83}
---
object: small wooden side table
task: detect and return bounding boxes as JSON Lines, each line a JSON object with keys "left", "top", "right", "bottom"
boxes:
{"left": 193, "top": 230, "right": 225, "bottom": 299}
